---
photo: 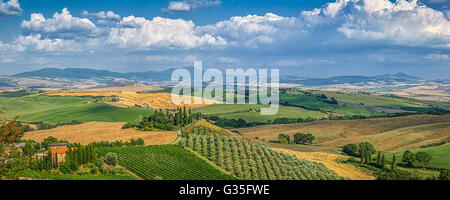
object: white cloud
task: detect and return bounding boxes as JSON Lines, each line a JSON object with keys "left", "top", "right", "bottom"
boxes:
{"left": 0, "top": 0, "right": 22, "bottom": 16}
{"left": 107, "top": 16, "right": 227, "bottom": 49}
{"left": 82, "top": 10, "right": 120, "bottom": 20}
{"left": 301, "top": 0, "right": 450, "bottom": 47}
{"left": 15, "top": 34, "right": 79, "bottom": 52}
{"left": 166, "top": 0, "right": 221, "bottom": 12}
{"left": 425, "top": 53, "right": 449, "bottom": 60}
{"left": 5, "top": 1, "right": 450, "bottom": 54}
{"left": 198, "top": 13, "right": 303, "bottom": 48}
{"left": 21, "top": 8, "right": 100, "bottom": 39}
{"left": 168, "top": 2, "right": 191, "bottom": 11}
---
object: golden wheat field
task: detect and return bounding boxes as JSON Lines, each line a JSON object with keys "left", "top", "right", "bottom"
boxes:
{"left": 274, "top": 148, "right": 374, "bottom": 180}
{"left": 22, "top": 122, "right": 177, "bottom": 145}
{"left": 239, "top": 114, "right": 450, "bottom": 152}
{"left": 46, "top": 91, "right": 219, "bottom": 109}
{"left": 85, "top": 84, "right": 162, "bottom": 93}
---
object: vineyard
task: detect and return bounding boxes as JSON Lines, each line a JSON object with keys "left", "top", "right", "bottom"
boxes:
{"left": 181, "top": 130, "right": 345, "bottom": 180}
{"left": 97, "top": 145, "right": 236, "bottom": 180}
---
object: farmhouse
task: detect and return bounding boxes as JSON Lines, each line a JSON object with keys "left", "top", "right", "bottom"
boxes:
{"left": 2, "top": 142, "right": 25, "bottom": 156}
{"left": 34, "top": 143, "right": 73, "bottom": 164}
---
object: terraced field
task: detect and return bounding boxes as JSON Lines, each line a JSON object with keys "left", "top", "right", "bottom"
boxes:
{"left": 96, "top": 145, "right": 236, "bottom": 180}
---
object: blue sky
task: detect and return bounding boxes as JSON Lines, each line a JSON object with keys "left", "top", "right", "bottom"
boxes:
{"left": 0, "top": 0, "right": 449, "bottom": 78}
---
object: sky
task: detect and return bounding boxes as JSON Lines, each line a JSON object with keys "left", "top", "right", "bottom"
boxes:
{"left": 0, "top": 0, "right": 449, "bottom": 78}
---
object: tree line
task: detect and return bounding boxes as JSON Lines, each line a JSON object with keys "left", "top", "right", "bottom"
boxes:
{"left": 123, "top": 107, "right": 202, "bottom": 131}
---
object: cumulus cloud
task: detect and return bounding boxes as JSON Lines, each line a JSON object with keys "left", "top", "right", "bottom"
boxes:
{"left": 21, "top": 8, "right": 101, "bottom": 39}
{"left": 82, "top": 10, "right": 120, "bottom": 20}
{"left": 0, "top": 0, "right": 22, "bottom": 16}
{"left": 107, "top": 16, "right": 227, "bottom": 49}
{"left": 166, "top": 0, "right": 221, "bottom": 12}
{"left": 5, "top": 1, "right": 450, "bottom": 54}
{"left": 198, "top": 13, "right": 303, "bottom": 48}
{"left": 301, "top": 0, "right": 450, "bottom": 47}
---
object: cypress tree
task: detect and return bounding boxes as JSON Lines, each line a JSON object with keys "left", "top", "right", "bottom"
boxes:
{"left": 392, "top": 155, "right": 397, "bottom": 171}
{"left": 377, "top": 151, "right": 381, "bottom": 167}
{"left": 183, "top": 106, "right": 187, "bottom": 124}
{"left": 188, "top": 108, "right": 192, "bottom": 123}
{"left": 381, "top": 154, "right": 386, "bottom": 169}
{"left": 47, "top": 151, "right": 53, "bottom": 170}
{"left": 54, "top": 153, "right": 58, "bottom": 168}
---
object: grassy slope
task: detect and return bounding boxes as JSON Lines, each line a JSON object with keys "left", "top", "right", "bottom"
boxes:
{"left": 183, "top": 120, "right": 243, "bottom": 139}
{"left": 239, "top": 114, "right": 450, "bottom": 152}
{"left": 279, "top": 93, "right": 384, "bottom": 116}
{"left": 194, "top": 104, "right": 327, "bottom": 122}
{"left": 316, "top": 91, "right": 426, "bottom": 108}
{"left": 383, "top": 143, "right": 450, "bottom": 170}
{"left": 0, "top": 96, "right": 153, "bottom": 123}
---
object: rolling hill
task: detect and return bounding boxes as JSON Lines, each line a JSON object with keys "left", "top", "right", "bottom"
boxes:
{"left": 238, "top": 114, "right": 450, "bottom": 152}
{"left": 0, "top": 96, "right": 153, "bottom": 123}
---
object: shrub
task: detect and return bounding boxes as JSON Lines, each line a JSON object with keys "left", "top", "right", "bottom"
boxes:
{"left": 59, "top": 162, "right": 71, "bottom": 174}
{"left": 377, "top": 169, "right": 425, "bottom": 180}
{"left": 95, "top": 159, "right": 104, "bottom": 168}
{"left": 109, "top": 168, "right": 118, "bottom": 175}
{"left": 90, "top": 167, "right": 98, "bottom": 174}
{"left": 439, "top": 169, "right": 450, "bottom": 180}
{"left": 104, "top": 152, "right": 118, "bottom": 166}
{"left": 100, "top": 166, "right": 108, "bottom": 174}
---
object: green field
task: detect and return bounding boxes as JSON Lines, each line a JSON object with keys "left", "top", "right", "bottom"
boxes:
{"left": 0, "top": 96, "right": 153, "bottom": 123}
{"left": 96, "top": 145, "right": 236, "bottom": 180}
{"left": 280, "top": 93, "right": 385, "bottom": 116}
{"left": 316, "top": 91, "right": 425, "bottom": 108}
{"left": 384, "top": 143, "right": 450, "bottom": 170}
{"left": 194, "top": 104, "right": 327, "bottom": 123}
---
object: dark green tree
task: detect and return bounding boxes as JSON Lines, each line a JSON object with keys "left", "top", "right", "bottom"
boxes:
{"left": 415, "top": 152, "right": 432, "bottom": 168}
{"left": 343, "top": 144, "right": 358, "bottom": 157}
{"left": 23, "top": 141, "right": 36, "bottom": 156}
{"left": 402, "top": 150, "right": 415, "bottom": 167}
{"left": 358, "top": 142, "right": 376, "bottom": 159}
{"left": 376, "top": 152, "right": 381, "bottom": 167}
{"left": 381, "top": 154, "right": 385, "bottom": 169}
{"left": 392, "top": 155, "right": 397, "bottom": 170}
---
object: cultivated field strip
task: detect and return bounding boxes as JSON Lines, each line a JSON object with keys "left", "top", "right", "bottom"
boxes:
{"left": 97, "top": 145, "right": 235, "bottom": 180}
{"left": 181, "top": 133, "right": 345, "bottom": 180}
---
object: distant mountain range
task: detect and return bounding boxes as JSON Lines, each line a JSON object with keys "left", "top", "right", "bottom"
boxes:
{"left": 10, "top": 67, "right": 447, "bottom": 86}
{"left": 281, "top": 73, "right": 423, "bottom": 86}
{"left": 13, "top": 67, "right": 181, "bottom": 81}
